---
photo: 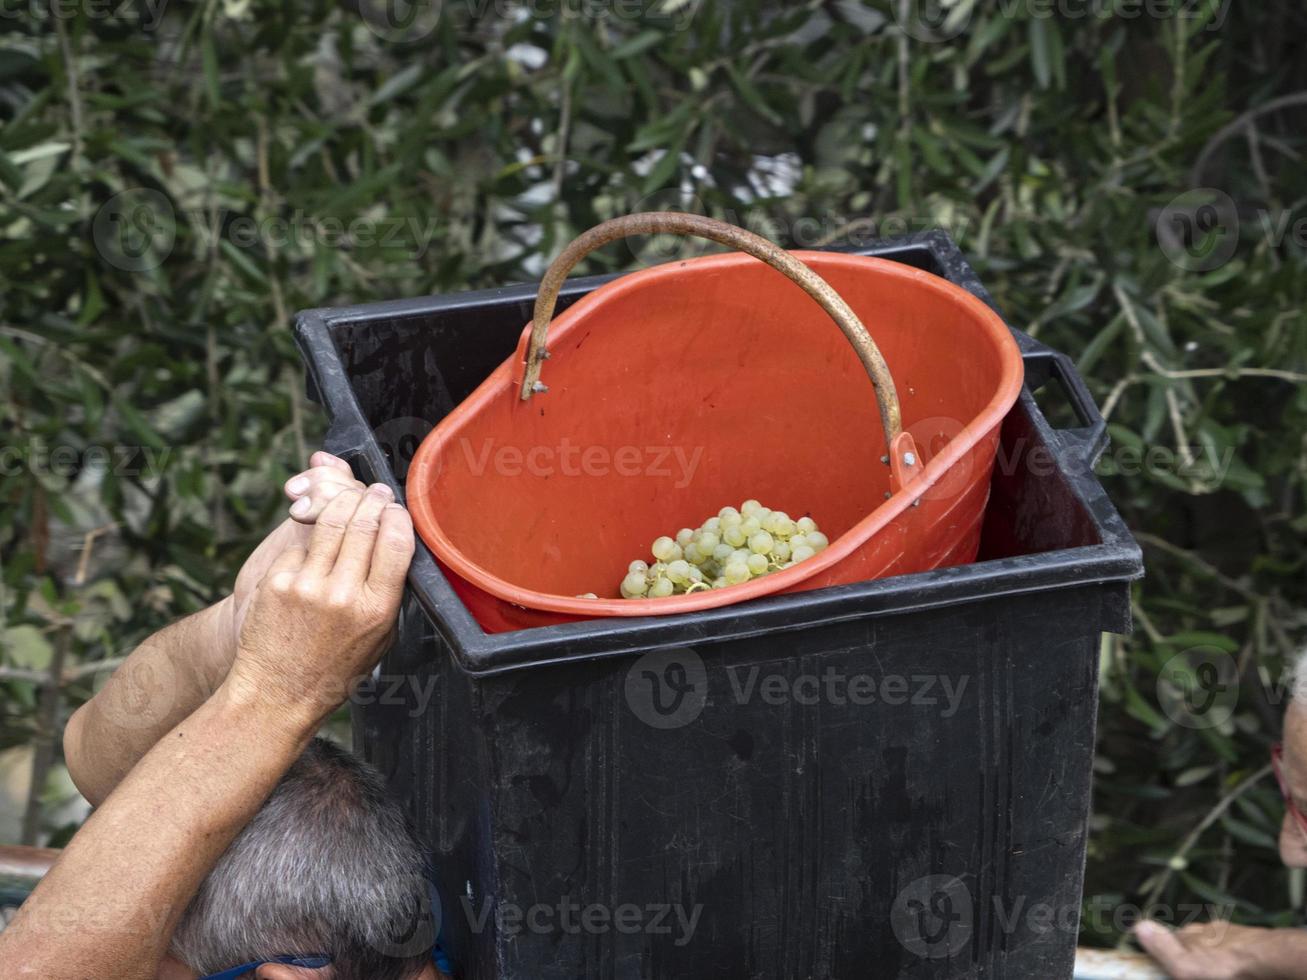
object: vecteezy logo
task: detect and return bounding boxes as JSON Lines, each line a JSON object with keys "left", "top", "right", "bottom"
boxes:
{"left": 622, "top": 189, "right": 712, "bottom": 269}
{"left": 1156, "top": 189, "right": 1239, "bottom": 272}
{"left": 365, "top": 871, "right": 441, "bottom": 958}
{"left": 92, "top": 188, "right": 176, "bottom": 272}
{"left": 90, "top": 649, "right": 181, "bottom": 732}
{"left": 1157, "top": 647, "right": 1239, "bottom": 730}
{"left": 373, "top": 416, "right": 435, "bottom": 483}
{"left": 624, "top": 647, "right": 708, "bottom": 729}
{"left": 358, "top": 0, "right": 442, "bottom": 43}
{"left": 892, "top": 874, "right": 973, "bottom": 959}
{"left": 892, "top": 0, "right": 972, "bottom": 43}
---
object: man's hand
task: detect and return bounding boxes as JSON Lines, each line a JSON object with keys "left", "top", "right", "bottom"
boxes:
{"left": 63, "top": 452, "right": 396, "bottom": 807}
{"left": 227, "top": 482, "right": 414, "bottom": 729}
{"left": 1134, "top": 919, "right": 1307, "bottom": 979}
{"left": 230, "top": 451, "right": 366, "bottom": 641}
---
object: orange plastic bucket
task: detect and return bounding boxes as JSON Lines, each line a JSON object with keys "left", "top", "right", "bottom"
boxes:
{"left": 407, "top": 213, "right": 1024, "bottom": 632}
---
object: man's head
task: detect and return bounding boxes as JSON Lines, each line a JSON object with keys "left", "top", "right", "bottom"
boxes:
{"left": 168, "top": 737, "right": 439, "bottom": 980}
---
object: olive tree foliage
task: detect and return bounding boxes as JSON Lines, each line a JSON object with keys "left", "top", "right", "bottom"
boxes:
{"left": 1, "top": 0, "right": 1304, "bottom": 942}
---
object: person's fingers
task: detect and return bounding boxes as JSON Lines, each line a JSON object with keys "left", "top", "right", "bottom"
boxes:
{"left": 285, "top": 465, "right": 365, "bottom": 523}
{"left": 366, "top": 503, "right": 415, "bottom": 600}
{"left": 301, "top": 487, "right": 366, "bottom": 576}
{"left": 330, "top": 484, "right": 394, "bottom": 583}
{"left": 1178, "top": 919, "right": 1237, "bottom": 951}
{"left": 261, "top": 544, "right": 308, "bottom": 592}
{"left": 1135, "top": 920, "right": 1195, "bottom": 974}
{"left": 310, "top": 450, "right": 353, "bottom": 474}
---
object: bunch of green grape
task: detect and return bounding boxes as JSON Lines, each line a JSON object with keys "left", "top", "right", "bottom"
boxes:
{"left": 619, "top": 499, "right": 829, "bottom": 599}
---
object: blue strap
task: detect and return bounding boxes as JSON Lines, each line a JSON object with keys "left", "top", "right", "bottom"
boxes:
{"left": 199, "top": 954, "right": 330, "bottom": 980}
{"left": 199, "top": 946, "right": 452, "bottom": 979}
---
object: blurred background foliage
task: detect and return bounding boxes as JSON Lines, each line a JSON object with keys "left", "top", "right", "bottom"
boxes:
{"left": 1, "top": 0, "right": 1305, "bottom": 949}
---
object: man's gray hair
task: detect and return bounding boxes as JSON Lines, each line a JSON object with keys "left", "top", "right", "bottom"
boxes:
{"left": 171, "top": 737, "right": 436, "bottom": 979}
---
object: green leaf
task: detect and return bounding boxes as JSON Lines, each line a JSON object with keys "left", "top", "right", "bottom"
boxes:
{"left": 3, "top": 626, "right": 53, "bottom": 670}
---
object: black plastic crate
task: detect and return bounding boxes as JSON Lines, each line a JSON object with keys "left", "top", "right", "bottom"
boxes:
{"left": 294, "top": 231, "right": 1142, "bottom": 980}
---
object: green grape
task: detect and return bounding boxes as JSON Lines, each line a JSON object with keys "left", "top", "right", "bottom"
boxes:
{"left": 724, "top": 560, "right": 750, "bottom": 584}
{"left": 618, "top": 502, "right": 824, "bottom": 597}
{"left": 621, "top": 572, "right": 650, "bottom": 597}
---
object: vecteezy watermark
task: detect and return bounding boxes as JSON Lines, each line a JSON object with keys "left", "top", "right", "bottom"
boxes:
{"left": 373, "top": 417, "right": 435, "bottom": 482}
{"left": 357, "top": 0, "right": 701, "bottom": 43}
{"left": 1157, "top": 188, "right": 1307, "bottom": 272}
{"left": 357, "top": 0, "right": 444, "bottom": 42}
{"left": 624, "top": 648, "right": 709, "bottom": 729}
{"left": 894, "top": 0, "right": 1230, "bottom": 44}
{"left": 622, "top": 650, "right": 971, "bottom": 730}
{"left": 891, "top": 0, "right": 971, "bottom": 42}
{"left": 407, "top": 436, "right": 705, "bottom": 488}
{"left": 0, "top": 0, "right": 170, "bottom": 31}
{"left": 0, "top": 440, "right": 174, "bottom": 478}
{"left": 91, "top": 191, "right": 440, "bottom": 271}
{"left": 1156, "top": 646, "right": 1240, "bottom": 730}
{"left": 1156, "top": 188, "right": 1240, "bottom": 273}
{"left": 1080, "top": 896, "right": 1236, "bottom": 936}
{"left": 891, "top": 878, "right": 1236, "bottom": 959}
{"left": 725, "top": 667, "right": 969, "bottom": 716}
{"left": 459, "top": 895, "right": 703, "bottom": 946}
{"left": 349, "top": 672, "right": 440, "bottom": 718}
{"left": 363, "top": 871, "right": 442, "bottom": 958}
{"left": 891, "top": 875, "right": 974, "bottom": 959}
{"left": 624, "top": 190, "right": 976, "bottom": 267}
{"left": 93, "top": 189, "right": 176, "bottom": 273}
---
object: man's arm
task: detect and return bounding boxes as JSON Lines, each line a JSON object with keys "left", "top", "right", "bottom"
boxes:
{"left": 0, "top": 483, "right": 414, "bottom": 980}
{"left": 63, "top": 452, "right": 364, "bottom": 805}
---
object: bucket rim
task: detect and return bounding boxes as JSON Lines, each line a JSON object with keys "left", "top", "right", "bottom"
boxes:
{"left": 405, "top": 249, "right": 1026, "bottom": 618}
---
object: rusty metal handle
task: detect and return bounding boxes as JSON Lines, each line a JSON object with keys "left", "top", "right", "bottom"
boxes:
{"left": 520, "top": 212, "right": 903, "bottom": 451}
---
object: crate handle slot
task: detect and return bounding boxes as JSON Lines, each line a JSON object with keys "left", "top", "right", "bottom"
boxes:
{"left": 1039, "top": 352, "right": 1110, "bottom": 468}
